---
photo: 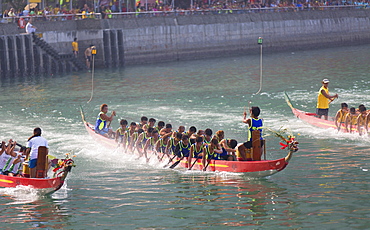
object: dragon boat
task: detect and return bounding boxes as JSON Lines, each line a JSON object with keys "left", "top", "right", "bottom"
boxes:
{"left": 0, "top": 153, "right": 75, "bottom": 194}
{"left": 284, "top": 92, "right": 358, "bottom": 133}
{"left": 80, "top": 107, "right": 298, "bottom": 177}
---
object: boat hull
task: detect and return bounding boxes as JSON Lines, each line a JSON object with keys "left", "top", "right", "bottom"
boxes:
{"left": 284, "top": 92, "right": 357, "bottom": 133}
{"left": 0, "top": 174, "right": 65, "bottom": 193}
{"left": 82, "top": 120, "right": 290, "bottom": 176}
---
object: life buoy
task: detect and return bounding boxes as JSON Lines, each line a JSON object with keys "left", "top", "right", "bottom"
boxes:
{"left": 18, "top": 18, "right": 26, "bottom": 29}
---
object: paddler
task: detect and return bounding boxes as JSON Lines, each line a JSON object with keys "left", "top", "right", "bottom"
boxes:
{"left": 345, "top": 107, "right": 357, "bottom": 133}
{"left": 187, "top": 135, "right": 205, "bottom": 169}
{"left": 316, "top": 79, "right": 338, "bottom": 120}
{"left": 143, "top": 129, "right": 160, "bottom": 162}
{"left": 334, "top": 103, "right": 349, "bottom": 132}
{"left": 135, "top": 127, "right": 154, "bottom": 157}
{"left": 356, "top": 105, "right": 368, "bottom": 136}
{"left": 202, "top": 138, "right": 223, "bottom": 170}
{"left": 115, "top": 119, "right": 128, "bottom": 146}
{"left": 95, "top": 103, "right": 116, "bottom": 138}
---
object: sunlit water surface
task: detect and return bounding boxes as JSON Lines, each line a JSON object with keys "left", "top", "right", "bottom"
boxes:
{"left": 0, "top": 44, "right": 370, "bottom": 229}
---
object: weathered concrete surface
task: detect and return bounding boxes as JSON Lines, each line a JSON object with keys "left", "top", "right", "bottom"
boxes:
{"left": 1, "top": 10, "right": 369, "bottom": 69}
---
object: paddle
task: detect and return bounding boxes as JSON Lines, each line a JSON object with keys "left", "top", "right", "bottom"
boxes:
{"left": 203, "top": 158, "right": 212, "bottom": 171}
{"left": 188, "top": 154, "right": 201, "bottom": 170}
{"left": 158, "top": 151, "right": 168, "bottom": 162}
{"left": 163, "top": 154, "right": 178, "bottom": 168}
{"left": 169, "top": 156, "right": 185, "bottom": 169}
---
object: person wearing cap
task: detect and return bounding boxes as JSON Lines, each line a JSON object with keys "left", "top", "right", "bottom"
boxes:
{"left": 316, "top": 79, "right": 338, "bottom": 120}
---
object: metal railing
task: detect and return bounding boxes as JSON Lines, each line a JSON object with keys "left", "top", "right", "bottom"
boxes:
{"left": 1, "top": 5, "right": 368, "bottom": 23}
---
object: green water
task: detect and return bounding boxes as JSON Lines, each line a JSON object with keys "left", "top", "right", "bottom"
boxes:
{"left": 0, "top": 44, "right": 370, "bottom": 229}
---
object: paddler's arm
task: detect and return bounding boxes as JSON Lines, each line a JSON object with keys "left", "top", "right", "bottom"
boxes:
{"left": 220, "top": 139, "right": 236, "bottom": 152}
{"left": 7, "top": 141, "right": 17, "bottom": 157}
{"left": 143, "top": 139, "right": 150, "bottom": 160}
{"left": 321, "top": 89, "right": 338, "bottom": 100}
{"left": 344, "top": 114, "right": 350, "bottom": 132}
{"left": 155, "top": 139, "right": 161, "bottom": 153}
{"left": 0, "top": 141, "right": 5, "bottom": 155}
{"left": 242, "top": 111, "right": 252, "bottom": 126}
{"left": 356, "top": 115, "right": 361, "bottom": 135}
{"left": 100, "top": 110, "right": 116, "bottom": 121}
{"left": 188, "top": 145, "right": 194, "bottom": 166}
{"left": 135, "top": 133, "right": 143, "bottom": 148}
{"left": 214, "top": 144, "right": 223, "bottom": 154}
{"left": 334, "top": 110, "right": 340, "bottom": 128}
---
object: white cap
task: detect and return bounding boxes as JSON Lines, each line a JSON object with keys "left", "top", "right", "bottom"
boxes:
{"left": 322, "top": 79, "right": 330, "bottom": 83}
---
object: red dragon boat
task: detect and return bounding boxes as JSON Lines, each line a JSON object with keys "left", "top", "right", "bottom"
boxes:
{"left": 284, "top": 92, "right": 357, "bottom": 133}
{"left": 0, "top": 154, "right": 75, "bottom": 194}
{"left": 80, "top": 107, "right": 298, "bottom": 177}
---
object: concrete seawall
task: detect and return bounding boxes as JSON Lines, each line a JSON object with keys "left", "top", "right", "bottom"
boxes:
{"left": 1, "top": 9, "right": 369, "bottom": 76}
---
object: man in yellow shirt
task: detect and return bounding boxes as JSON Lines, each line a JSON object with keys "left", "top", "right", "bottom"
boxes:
{"left": 316, "top": 79, "right": 338, "bottom": 120}
{"left": 72, "top": 38, "right": 78, "bottom": 58}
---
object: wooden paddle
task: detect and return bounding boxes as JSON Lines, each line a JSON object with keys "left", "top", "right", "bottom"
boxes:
{"left": 188, "top": 154, "right": 201, "bottom": 170}
{"left": 169, "top": 156, "right": 185, "bottom": 169}
{"left": 163, "top": 154, "right": 177, "bottom": 168}
{"left": 203, "top": 158, "right": 212, "bottom": 171}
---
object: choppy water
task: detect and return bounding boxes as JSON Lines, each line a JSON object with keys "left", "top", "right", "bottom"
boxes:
{"left": 0, "top": 44, "right": 370, "bottom": 229}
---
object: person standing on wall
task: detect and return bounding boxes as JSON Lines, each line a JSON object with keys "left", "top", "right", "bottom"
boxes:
{"left": 84, "top": 45, "right": 93, "bottom": 70}
{"left": 316, "top": 79, "right": 338, "bottom": 120}
{"left": 72, "top": 38, "right": 79, "bottom": 58}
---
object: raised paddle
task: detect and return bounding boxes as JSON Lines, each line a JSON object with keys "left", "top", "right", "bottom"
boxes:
{"left": 169, "top": 156, "right": 185, "bottom": 169}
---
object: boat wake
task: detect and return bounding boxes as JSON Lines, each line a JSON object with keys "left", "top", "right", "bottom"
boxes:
{"left": 0, "top": 186, "right": 40, "bottom": 204}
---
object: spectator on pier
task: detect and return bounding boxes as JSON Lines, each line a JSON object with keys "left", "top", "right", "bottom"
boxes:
{"left": 25, "top": 18, "right": 37, "bottom": 34}
{"left": 8, "top": 8, "right": 16, "bottom": 17}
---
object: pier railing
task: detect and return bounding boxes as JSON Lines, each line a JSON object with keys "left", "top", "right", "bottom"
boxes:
{"left": 1, "top": 5, "right": 368, "bottom": 23}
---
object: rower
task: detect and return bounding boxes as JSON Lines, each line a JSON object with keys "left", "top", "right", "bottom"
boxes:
{"left": 115, "top": 119, "right": 128, "bottom": 146}
{"left": 334, "top": 103, "right": 349, "bottom": 132}
{"left": 172, "top": 126, "right": 185, "bottom": 138}
{"left": 143, "top": 118, "right": 156, "bottom": 131}
{"left": 0, "top": 140, "right": 17, "bottom": 175}
{"left": 202, "top": 138, "right": 223, "bottom": 169}
{"left": 165, "top": 132, "right": 182, "bottom": 156}
{"left": 95, "top": 103, "right": 116, "bottom": 138}
{"left": 219, "top": 138, "right": 237, "bottom": 161}
{"left": 357, "top": 105, "right": 368, "bottom": 136}
{"left": 184, "top": 126, "right": 197, "bottom": 144}
{"left": 214, "top": 130, "right": 224, "bottom": 142}
{"left": 156, "top": 121, "right": 165, "bottom": 133}
{"left": 143, "top": 130, "right": 160, "bottom": 162}
{"left": 187, "top": 135, "right": 204, "bottom": 169}
{"left": 137, "top": 116, "right": 148, "bottom": 131}
{"left": 160, "top": 123, "right": 172, "bottom": 138}
{"left": 135, "top": 127, "right": 154, "bottom": 157}
{"left": 345, "top": 107, "right": 357, "bottom": 133}
{"left": 204, "top": 128, "right": 213, "bottom": 144}
{"left": 174, "top": 135, "right": 191, "bottom": 159}
{"left": 126, "top": 122, "right": 137, "bottom": 151}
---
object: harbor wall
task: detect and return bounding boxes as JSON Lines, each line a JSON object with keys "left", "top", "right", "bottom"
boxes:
{"left": 0, "top": 9, "right": 370, "bottom": 76}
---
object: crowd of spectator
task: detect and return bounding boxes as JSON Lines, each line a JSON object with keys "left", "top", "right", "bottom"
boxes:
{"left": 1, "top": 0, "right": 368, "bottom": 22}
